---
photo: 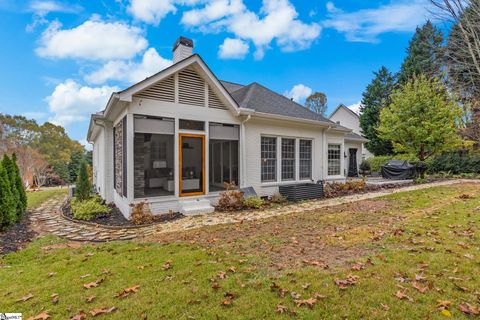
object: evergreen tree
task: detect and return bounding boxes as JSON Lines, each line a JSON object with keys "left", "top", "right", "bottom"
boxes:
{"left": 12, "top": 154, "right": 27, "bottom": 217}
{"left": 398, "top": 21, "right": 444, "bottom": 84}
{"left": 359, "top": 67, "right": 396, "bottom": 156}
{"left": 75, "top": 160, "right": 92, "bottom": 201}
{"left": 2, "top": 155, "right": 20, "bottom": 222}
{"left": 68, "top": 150, "right": 84, "bottom": 184}
{"left": 0, "top": 162, "right": 16, "bottom": 229}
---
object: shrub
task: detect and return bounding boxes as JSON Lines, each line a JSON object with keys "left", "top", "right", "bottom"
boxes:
{"left": 243, "top": 196, "right": 265, "bottom": 209}
{"left": 75, "top": 160, "right": 92, "bottom": 201}
{"left": 428, "top": 151, "right": 480, "bottom": 174}
{"left": 0, "top": 162, "right": 16, "bottom": 230}
{"left": 324, "top": 179, "right": 367, "bottom": 198}
{"left": 12, "top": 154, "right": 27, "bottom": 217}
{"left": 269, "top": 193, "right": 288, "bottom": 204}
{"left": 71, "top": 196, "right": 110, "bottom": 220}
{"left": 366, "top": 154, "right": 414, "bottom": 172}
{"left": 130, "top": 201, "right": 154, "bottom": 225}
{"left": 216, "top": 182, "right": 244, "bottom": 211}
{"left": 359, "top": 160, "right": 371, "bottom": 172}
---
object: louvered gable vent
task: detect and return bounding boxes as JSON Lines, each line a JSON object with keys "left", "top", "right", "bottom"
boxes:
{"left": 135, "top": 75, "right": 175, "bottom": 102}
{"left": 178, "top": 67, "right": 205, "bottom": 107}
{"left": 208, "top": 85, "right": 227, "bottom": 109}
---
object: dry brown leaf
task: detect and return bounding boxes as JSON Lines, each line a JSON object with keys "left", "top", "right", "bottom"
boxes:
{"left": 27, "top": 311, "right": 50, "bottom": 320}
{"left": 290, "top": 291, "right": 301, "bottom": 299}
{"left": 70, "top": 311, "right": 87, "bottom": 320}
{"left": 276, "top": 304, "right": 288, "bottom": 314}
{"left": 381, "top": 303, "right": 390, "bottom": 311}
{"left": 221, "top": 299, "right": 232, "bottom": 306}
{"left": 412, "top": 281, "right": 428, "bottom": 293}
{"left": 47, "top": 272, "right": 56, "bottom": 277}
{"left": 51, "top": 293, "right": 59, "bottom": 304}
{"left": 334, "top": 274, "right": 359, "bottom": 289}
{"left": 90, "top": 306, "right": 117, "bottom": 317}
{"left": 437, "top": 300, "right": 452, "bottom": 310}
{"left": 83, "top": 278, "right": 104, "bottom": 289}
{"left": 86, "top": 295, "right": 96, "bottom": 303}
{"left": 458, "top": 302, "right": 480, "bottom": 315}
{"left": 313, "top": 292, "right": 326, "bottom": 299}
{"left": 302, "top": 283, "right": 311, "bottom": 290}
{"left": 80, "top": 274, "right": 91, "bottom": 279}
{"left": 16, "top": 292, "right": 34, "bottom": 302}
{"left": 162, "top": 260, "right": 173, "bottom": 270}
{"left": 227, "top": 266, "right": 236, "bottom": 273}
{"left": 115, "top": 285, "right": 140, "bottom": 298}
{"left": 395, "top": 290, "right": 413, "bottom": 302}
{"left": 211, "top": 282, "right": 220, "bottom": 290}
{"left": 294, "top": 298, "right": 317, "bottom": 308}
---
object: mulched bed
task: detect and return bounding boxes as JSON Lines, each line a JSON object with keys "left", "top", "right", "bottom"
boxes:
{"left": 62, "top": 203, "right": 183, "bottom": 228}
{"left": 324, "top": 182, "right": 415, "bottom": 198}
{"left": 0, "top": 213, "right": 37, "bottom": 255}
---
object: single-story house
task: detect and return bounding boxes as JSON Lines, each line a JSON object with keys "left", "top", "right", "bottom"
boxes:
{"left": 87, "top": 36, "right": 368, "bottom": 217}
{"left": 329, "top": 104, "right": 373, "bottom": 161}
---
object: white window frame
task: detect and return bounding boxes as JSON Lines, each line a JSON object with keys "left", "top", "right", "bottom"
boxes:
{"left": 327, "top": 143, "right": 342, "bottom": 176}
{"left": 299, "top": 139, "right": 313, "bottom": 180}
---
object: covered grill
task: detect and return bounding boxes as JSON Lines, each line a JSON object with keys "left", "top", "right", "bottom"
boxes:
{"left": 381, "top": 160, "right": 416, "bottom": 180}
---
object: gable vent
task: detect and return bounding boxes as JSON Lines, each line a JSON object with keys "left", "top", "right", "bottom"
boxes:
{"left": 208, "top": 85, "right": 227, "bottom": 109}
{"left": 135, "top": 75, "right": 175, "bottom": 102}
{"left": 178, "top": 67, "right": 205, "bottom": 107}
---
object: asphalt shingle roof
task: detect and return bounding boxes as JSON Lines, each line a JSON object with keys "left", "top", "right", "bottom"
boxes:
{"left": 220, "top": 81, "right": 334, "bottom": 124}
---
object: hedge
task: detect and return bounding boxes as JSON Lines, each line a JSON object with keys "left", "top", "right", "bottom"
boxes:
{"left": 428, "top": 151, "right": 480, "bottom": 174}
{"left": 366, "top": 154, "right": 415, "bottom": 172}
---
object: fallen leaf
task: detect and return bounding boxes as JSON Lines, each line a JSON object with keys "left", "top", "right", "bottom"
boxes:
{"left": 221, "top": 299, "right": 232, "bottom": 306}
{"left": 115, "top": 285, "right": 140, "bottom": 298}
{"left": 458, "top": 302, "right": 480, "bottom": 315}
{"left": 83, "top": 278, "right": 104, "bottom": 289}
{"left": 27, "top": 312, "right": 49, "bottom": 320}
{"left": 302, "top": 283, "right": 311, "bottom": 290}
{"left": 211, "top": 282, "right": 220, "bottom": 290}
{"left": 290, "top": 291, "right": 301, "bottom": 299}
{"left": 90, "top": 307, "right": 117, "bottom": 317}
{"left": 227, "top": 266, "right": 236, "bottom": 273}
{"left": 437, "top": 300, "right": 453, "bottom": 310}
{"left": 334, "top": 274, "right": 359, "bottom": 289}
{"left": 86, "top": 295, "right": 96, "bottom": 303}
{"left": 313, "top": 292, "right": 326, "bottom": 299}
{"left": 440, "top": 309, "right": 452, "bottom": 317}
{"left": 218, "top": 271, "right": 227, "bottom": 279}
{"left": 70, "top": 311, "right": 87, "bottom": 320}
{"left": 276, "top": 304, "right": 289, "bottom": 314}
{"left": 294, "top": 298, "right": 317, "bottom": 308}
{"left": 47, "top": 272, "right": 56, "bottom": 277}
{"left": 381, "top": 303, "right": 390, "bottom": 311}
{"left": 80, "top": 274, "right": 91, "bottom": 279}
{"left": 351, "top": 263, "right": 365, "bottom": 271}
{"left": 412, "top": 281, "right": 428, "bottom": 293}
{"left": 16, "top": 292, "right": 34, "bottom": 302}
{"left": 395, "top": 290, "right": 413, "bottom": 302}
{"left": 51, "top": 293, "right": 59, "bottom": 304}
{"left": 162, "top": 260, "right": 173, "bottom": 270}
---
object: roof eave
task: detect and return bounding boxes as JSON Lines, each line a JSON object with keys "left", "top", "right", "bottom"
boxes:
{"left": 252, "top": 111, "right": 345, "bottom": 129}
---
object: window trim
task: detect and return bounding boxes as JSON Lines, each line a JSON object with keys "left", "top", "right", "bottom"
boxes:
{"left": 260, "top": 136, "right": 278, "bottom": 183}
{"left": 327, "top": 143, "right": 342, "bottom": 176}
{"left": 299, "top": 139, "right": 313, "bottom": 180}
{"left": 281, "top": 138, "right": 296, "bottom": 181}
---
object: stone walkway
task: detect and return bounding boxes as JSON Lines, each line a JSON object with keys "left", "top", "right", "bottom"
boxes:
{"left": 29, "top": 179, "right": 479, "bottom": 242}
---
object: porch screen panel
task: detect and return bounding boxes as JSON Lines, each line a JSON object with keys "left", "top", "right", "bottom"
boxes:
{"left": 261, "top": 137, "right": 277, "bottom": 182}
{"left": 328, "top": 144, "right": 341, "bottom": 175}
{"left": 281, "top": 138, "right": 295, "bottom": 181}
{"left": 299, "top": 140, "right": 312, "bottom": 179}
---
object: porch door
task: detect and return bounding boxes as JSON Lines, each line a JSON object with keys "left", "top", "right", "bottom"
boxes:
{"left": 348, "top": 148, "right": 358, "bottom": 177}
{"left": 179, "top": 134, "right": 205, "bottom": 196}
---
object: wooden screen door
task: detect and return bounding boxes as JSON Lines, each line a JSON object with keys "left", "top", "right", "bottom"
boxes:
{"left": 179, "top": 134, "right": 206, "bottom": 196}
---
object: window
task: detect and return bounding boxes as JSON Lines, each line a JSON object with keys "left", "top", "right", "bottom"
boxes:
{"left": 261, "top": 137, "right": 277, "bottom": 182}
{"left": 328, "top": 144, "right": 341, "bottom": 175}
{"left": 299, "top": 140, "right": 312, "bottom": 179}
{"left": 179, "top": 119, "right": 204, "bottom": 131}
{"left": 281, "top": 138, "right": 295, "bottom": 181}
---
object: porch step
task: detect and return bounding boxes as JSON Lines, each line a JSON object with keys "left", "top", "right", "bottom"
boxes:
{"left": 179, "top": 199, "right": 215, "bottom": 216}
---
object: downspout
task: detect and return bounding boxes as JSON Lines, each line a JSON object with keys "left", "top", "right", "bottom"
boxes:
{"left": 322, "top": 126, "right": 332, "bottom": 182}
{"left": 240, "top": 115, "right": 251, "bottom": 188}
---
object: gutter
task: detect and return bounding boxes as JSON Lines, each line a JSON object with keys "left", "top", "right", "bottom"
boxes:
{"left": 251, "top": 111, "right": 351, "bottom": 132}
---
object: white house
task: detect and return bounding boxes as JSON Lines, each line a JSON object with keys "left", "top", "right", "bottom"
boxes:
{"left": 329, "top": 104, "right": 373, "bottom": 161}
{"left": 87, "top": 37, "right": 367, "bottom": 218}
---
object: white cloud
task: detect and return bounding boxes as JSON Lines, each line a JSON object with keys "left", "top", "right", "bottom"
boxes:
{"left": 26, "top": 0, "right": 82, "bottom": 31}
{"left": 325, "top": 1, "right": 341, "bottom": 14}
{"left": 347, "top": 102, "right": 362, "bottom": 115}
{"left": 218, "top": 38, "right": 249, "bottom": 59}
{"left": 127, "top": 0, "right": 177, "bottom": 25}
{"left": 79, "top": 139, "right": 93, "bottom": 151}
{"left": 284, "top": 84, "right": 312, "bottom": 103}
{"left": 323, "top": 0, "right": 432, "bottom": 42}
{"left": 47, "top": 80, "right": 119, "bottom": 126}
{"left": 85, "top": 48, "right": 172, "bottom": 85}
{"left": 36, "top": 18, "right": 148, "bottom": 61}
{"left": 181, "top": 0, "right": 321, "bottom": 59}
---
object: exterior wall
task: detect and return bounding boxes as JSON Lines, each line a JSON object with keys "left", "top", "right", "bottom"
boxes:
{"left": 330, "top": 107, "right": 361, "bottom": 134}
{"left": 92, "top": 129, "right": 105, "bottom": 197}
{"left": 244, "top": 118, "right": 347, "bottom": 197}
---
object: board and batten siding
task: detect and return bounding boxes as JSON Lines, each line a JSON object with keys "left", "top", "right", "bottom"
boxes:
{"left": 243, "top": 118, "right": 327, "bottom": 197}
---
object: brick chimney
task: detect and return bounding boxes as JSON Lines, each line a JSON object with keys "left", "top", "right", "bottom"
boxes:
{"left": 173, "top": 36, "right": 193, "bottom": 64}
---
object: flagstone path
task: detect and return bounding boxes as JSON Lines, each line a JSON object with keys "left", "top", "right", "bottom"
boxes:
{"left": 29, "top": 179, "right": 479, "bottom": 242}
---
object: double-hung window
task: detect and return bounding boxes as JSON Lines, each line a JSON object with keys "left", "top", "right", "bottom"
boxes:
{"left": 328, "top": 144, "right": 341, "bottom": 175}
{"left": 281, "top": 138, "right": 295, "bottom": 181}
{"left": 261, "top": 137, "right": 277, "bottom": 182}
{"left": 299, "top": 140, "right": 312, "bottom": 179}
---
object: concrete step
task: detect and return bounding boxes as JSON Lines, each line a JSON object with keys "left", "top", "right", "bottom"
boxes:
{"left": 179, "top": 199, "right": 215, "bottom": 216}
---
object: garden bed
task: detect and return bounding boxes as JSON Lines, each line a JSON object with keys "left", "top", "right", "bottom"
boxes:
{"left": 0, "top": 212, "right": 36, "bottom": 255}
{"left": 61, "top": 203, "right": 183, "bottom": 229}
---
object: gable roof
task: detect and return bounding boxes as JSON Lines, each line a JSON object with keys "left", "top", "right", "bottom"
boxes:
{"left": 329, "top": 104, "right": 359, "bottom": 119}
{"left": 228, "top": 82, "right": 334, "bottom": 124}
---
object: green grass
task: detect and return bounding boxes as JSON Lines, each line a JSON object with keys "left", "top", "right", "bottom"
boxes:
{"left": 27, "top": 187, "right": 68, "bottom": 210}
{"left": 1, "top": 183, "right": 479, "bottom": 319}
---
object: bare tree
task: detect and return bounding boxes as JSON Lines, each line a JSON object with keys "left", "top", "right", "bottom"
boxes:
{"left": 430, "top": 0, "right": 480, "bottom": 141}
{"left": 33, "top": 163, "right": 49, "bottom": 188}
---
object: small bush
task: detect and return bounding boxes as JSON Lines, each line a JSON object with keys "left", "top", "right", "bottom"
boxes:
{"left": 71, "top": 196, "right": 110, "bottom": 220}
{"left": 75, "top": 160, "right": 92, "bottom": 201}
{"left": 428, "top": 151, "right": 480, "bottom": 174}
{"left": 0, "top": 162, "right": 16, "bottom": 230}
{"left": 324, "top": 179, "right": 367, "bottom": 198}
{"left": 269, "top": 193, "right": 288, "bottom": 204}
{"left": 367, "top": 154, "right": 414, "bottom": 172}
{"left": 130, "top": 201, "right": 154, "bottom": 225}
{"left": 243, "top": 196, "right": 265, "bottom": 209}
{"left": 216, "top": 182, "right": 244, "bottom": 211}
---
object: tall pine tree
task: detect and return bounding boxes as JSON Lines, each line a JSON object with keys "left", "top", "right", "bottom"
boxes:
{"left": 398, "top": 21, "right": 444, "bottom": 84}
{"left": 2, "top": 155, "right": 20, "bottom": 221}
{"left": 75, "top": 160, "right": 92, "bottom": 201}
{"left": 359, "top": 67, "right": 396, "bottom": 156}
{"left": 12, "top": 154, "right": 27, "bottom": 217}
{"left": 0, "top": 162, "right": 16, "bottom": 229}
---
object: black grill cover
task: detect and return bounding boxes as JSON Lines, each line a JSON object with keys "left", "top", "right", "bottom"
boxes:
{"left": 381, "top": 160, "right": 416, "bottom": 180}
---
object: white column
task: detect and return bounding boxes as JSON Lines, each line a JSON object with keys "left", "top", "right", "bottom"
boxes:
{"left": 174, "top": 118, "right": 180, "bottom": 197}
{"left": 126, "top": 113, "right": 135, "bottom": 202}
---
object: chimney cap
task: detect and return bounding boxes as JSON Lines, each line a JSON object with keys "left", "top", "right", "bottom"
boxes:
{"left": 173, "top": 36, "right": 194, "bottom": 52}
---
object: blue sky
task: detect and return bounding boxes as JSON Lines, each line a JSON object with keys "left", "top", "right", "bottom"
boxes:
{"left": 0, "top": 0, "right": 436, "bottom": 144}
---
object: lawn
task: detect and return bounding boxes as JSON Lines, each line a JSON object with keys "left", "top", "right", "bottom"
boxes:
{"left": 27, "top": 187, "right": 68, "bottom": 210}
{"left": 1, "top": 183, "right": 479, "bottom": 319}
